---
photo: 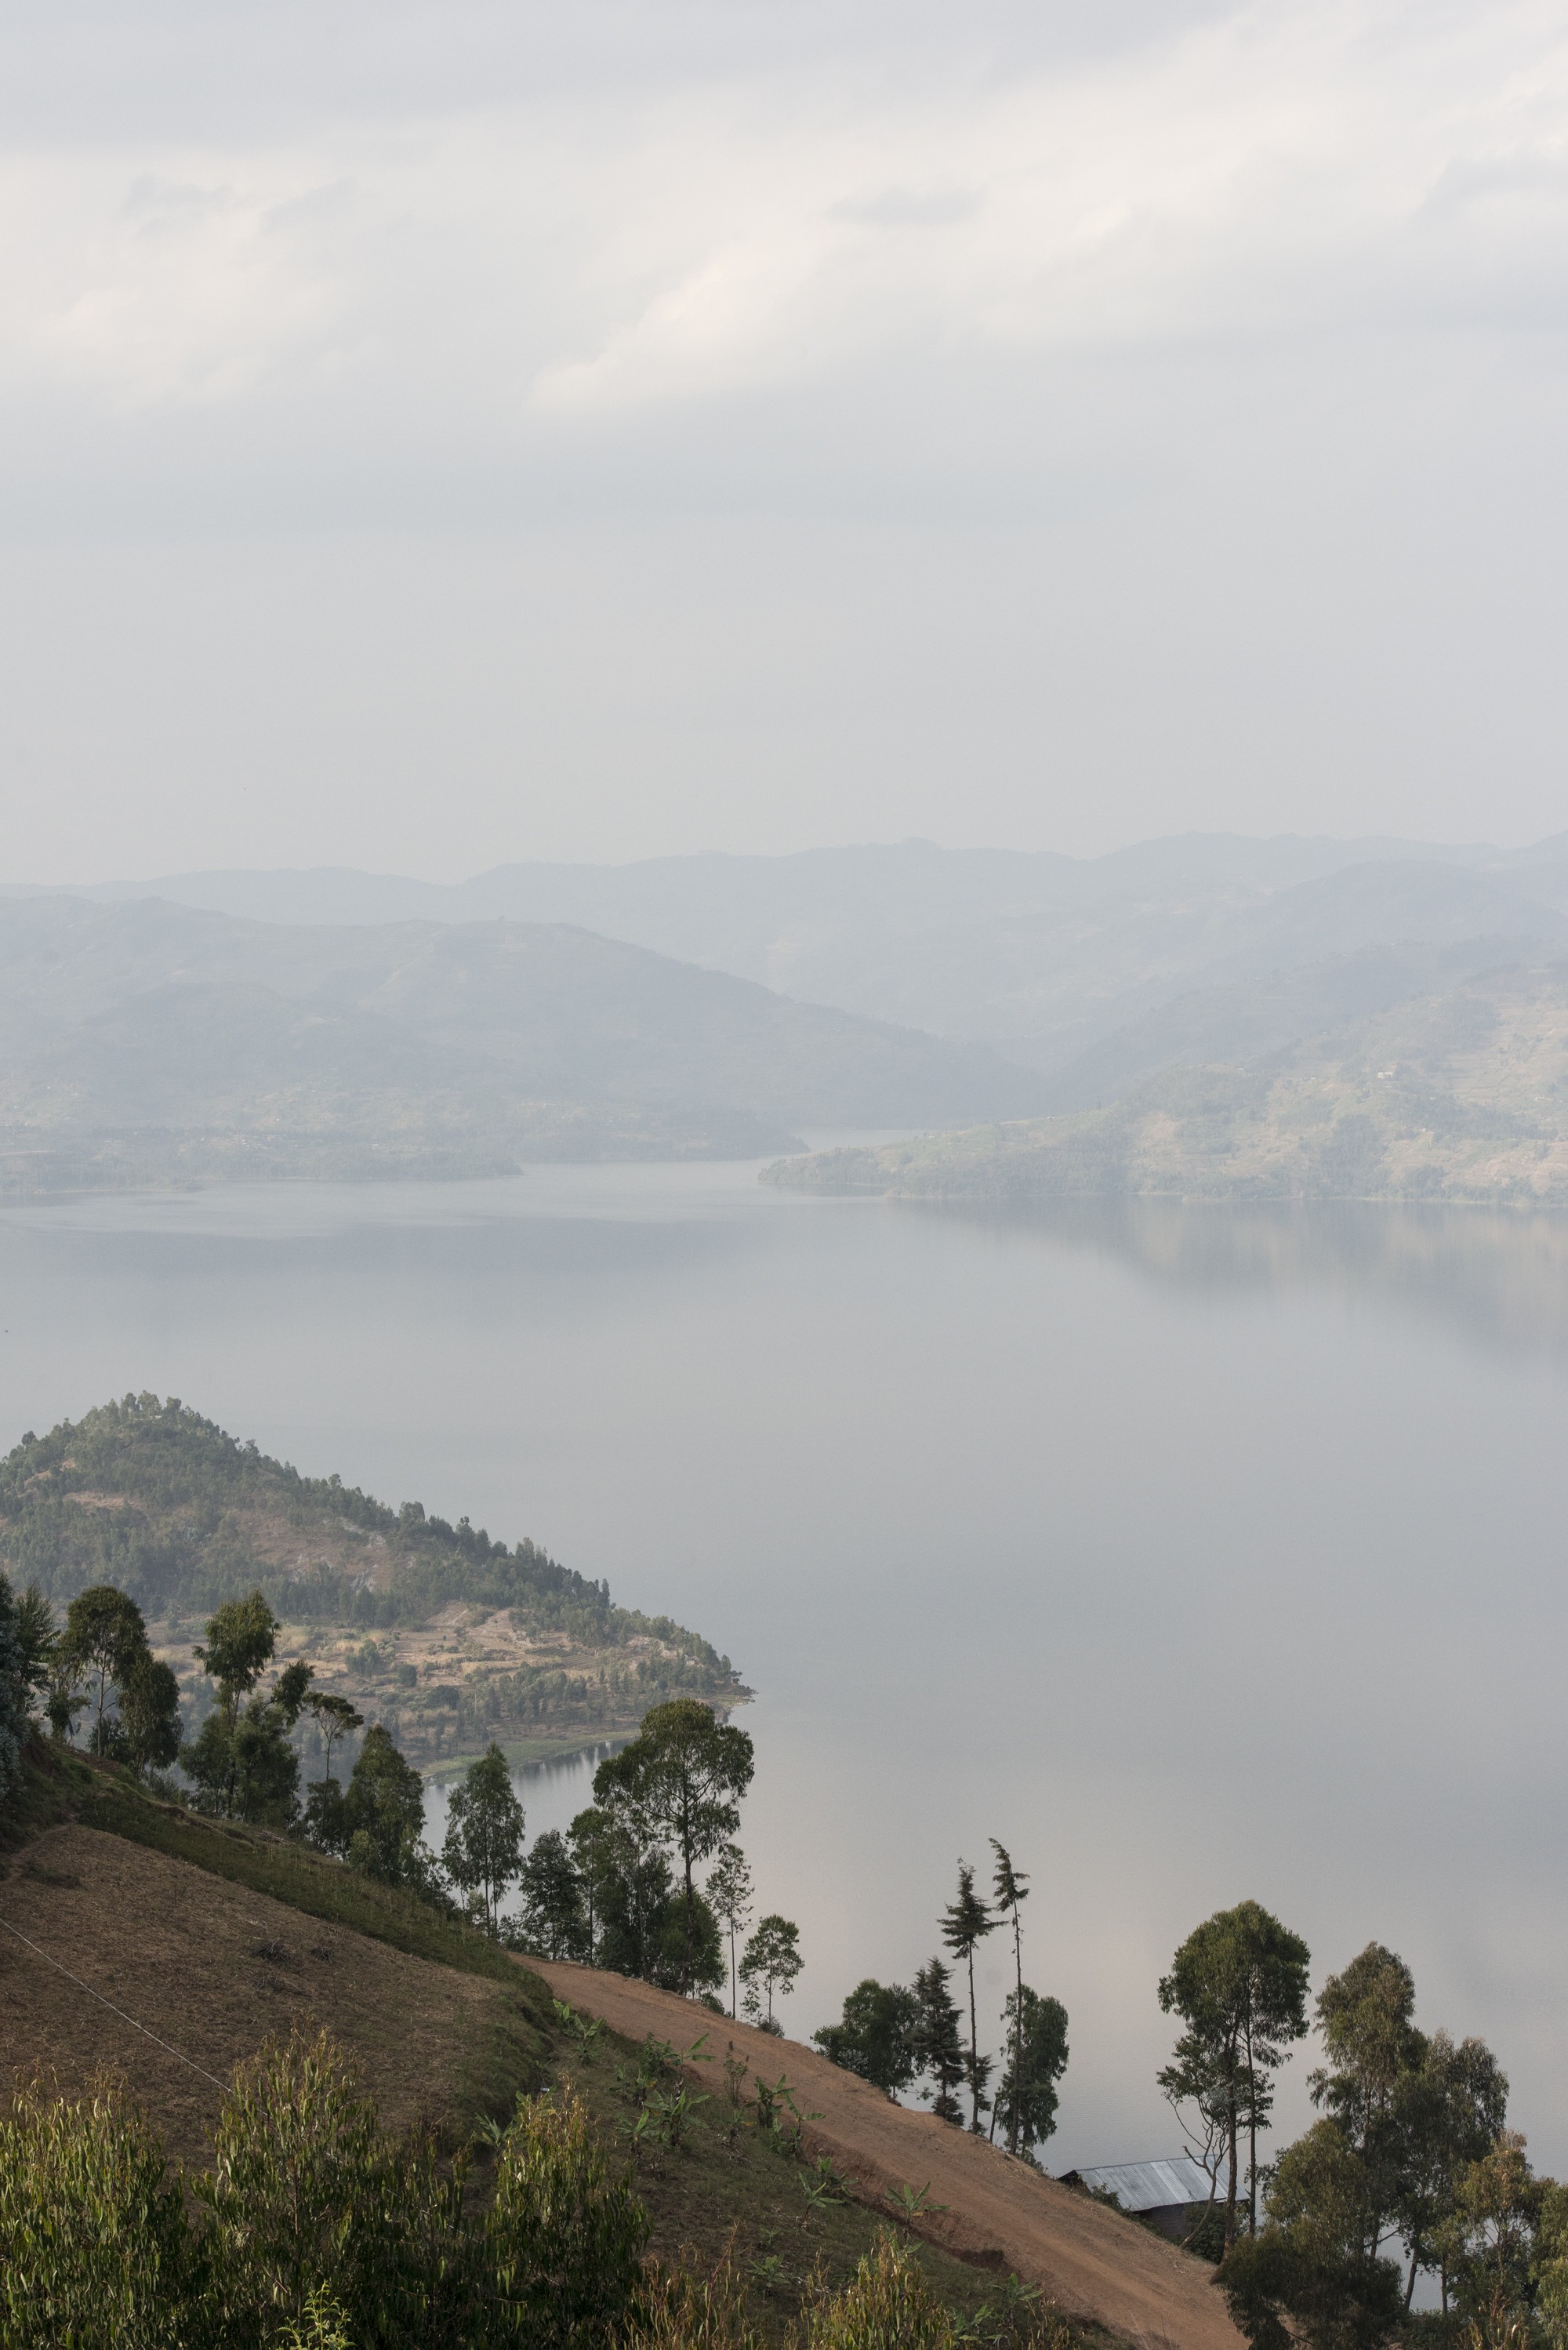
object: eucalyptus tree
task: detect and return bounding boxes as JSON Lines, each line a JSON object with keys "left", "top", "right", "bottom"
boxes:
{"left": 593, "top": 1698, "right": 754, "bottom": 1995}
{"left": 1220, "top": 2119, "right": 1405, "bottom": 2350}
{"left": 941, "top": 1861, "right": 996, "bottom": 2132}
{"left": 706, "top": 1841, "right": 753, "bottom": 2020}
{"left": 339, "top": 1724, "right": 433, "bottom": 1886}
{"left": 989, "top": 1841, "right": 1030, "bottom": 2152}
{"left": 568, "top": 1797, "right": 697, "bottom": 1985}
{"left": 517, "top": 1829, "right": 588, "bottom": 1959}
{"left": 568, "top": 1806, "right": 616, "bottom": 1958}
{"left": 1392, "top": 2029, "right": 1508, "bottom": 2308}
{"left": 994, "top": 1986, "right": 1069, "bottom": 2159}
{"left": 1159, "top": 1899, "right": 1312, "bottom": 2247}
{"left": 118, "top": 1654, "right": 183, "bottom": 1778}
{"left": 1308, "top": 1943, "right": 1426, "bottom": 2258}
{"left": 303, "top": 1690, "right": 364, "bottom": 1785}
{"left": 1305, "top": 1940, "right": 1508, "bottom": 2304}
{"left": 193, "top": 1590, "right": 281, "bottom": 1720}
{"left": 183, "top": 1593, "right": 318, "bottom": 1824}
{"left": 60, "top": 1585, "right": 150, "bottom": 1750}
{"left": 443, "top": 1743, "right": 527, "bottom": 1937}
{"left": 739, "top": 1915, "right": 802, "bottom": 2031}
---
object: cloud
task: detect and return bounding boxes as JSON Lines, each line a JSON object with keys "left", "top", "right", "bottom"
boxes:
{"left": 0, "top": 0, "right": 1563, "bottom": 452}
{"left": 826, "top": 187, "right": 983, "bottom": 227}
{"left": 2, "top": 0, "right": 1566, "bottom": 877}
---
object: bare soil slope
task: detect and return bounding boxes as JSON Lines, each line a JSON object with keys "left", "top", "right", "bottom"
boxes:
{"left": 0, "top": 1823, "right": 542, "bottom": 2166}
{"left": 532, "top": 1960, "right": 1243, "bottom": 2350}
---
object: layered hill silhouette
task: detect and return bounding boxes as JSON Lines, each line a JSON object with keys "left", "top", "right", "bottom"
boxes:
{"left": 27, "top": 830, "right": 1568, "bottom": 1083}
{"left": 0, "top": 895, "right": 1041, "bottom": 1189}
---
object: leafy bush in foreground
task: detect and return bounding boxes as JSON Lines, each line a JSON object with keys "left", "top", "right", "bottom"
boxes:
{"left": 0, "top": 2039, "right": 1076, "bottom": 2350}
{"left": 485, "top": 2087, "right": 650, "bottom": 2346}
{"left": 0, "top": 2072, "right": 209, "bottom": 2349}
{"left": 0, "top": 2032, "right": 647, "bottom": 2350}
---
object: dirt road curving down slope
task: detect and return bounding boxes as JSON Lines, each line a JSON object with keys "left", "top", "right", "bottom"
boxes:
{"left": 530, "top": 1960, "right": 1243, "bottom": 2350}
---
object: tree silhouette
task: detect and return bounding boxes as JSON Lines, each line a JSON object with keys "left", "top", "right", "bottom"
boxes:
{"left": 706, "top": 1842, "right": 753, "bottom": 2019}
{"left": 443, "top": 1744, "right": 527, "bottom": 1936}
{"left": 739, "top": 1915, "right": 802, "bottom": 2030}
{"left": 941, "top": 1860, "right": 996, "bottom": 2131}
{"left": 1160, "top": 1899, "right": 1311, "bottom": 2248}
{"left": 913, "top": 1956, "right": 967, "bottom": 2126}
{"left": 593, "top": 1698, "right": 753, "bottom": 1993}
{"left": 989, "top": 1840, "right": 1030, "bottom": 2151}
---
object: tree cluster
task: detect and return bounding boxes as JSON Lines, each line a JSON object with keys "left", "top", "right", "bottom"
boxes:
{"left": 1153, "top": 1905, "right": 1552, "bottom": 2350}
{"left": 0, "top": 1568, "right": 57, "bottom": 1796}
{"left": 13, "top": 1578, "right": 186, "bottom": 1780}
{"left": 811, "top": 1843, "right": 1069, "bottom": 2162}
{"left": 488, "top": 1700, "right": 804, "bottom": 2029}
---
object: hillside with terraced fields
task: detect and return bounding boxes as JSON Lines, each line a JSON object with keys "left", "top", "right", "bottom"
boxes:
{"left": 0, "top": 1393, "right": 743, "bottom": 1771}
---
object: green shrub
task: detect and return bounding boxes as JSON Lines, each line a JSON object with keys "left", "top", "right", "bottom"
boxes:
{"left": 798, "top": 2234, "right": 957, "bottom": 2350}
{"left": 278, "top": 2290, "right": 356, "bottom": 2350}
{"left": 624, "top": 2255, "right": 760, "bottom": 2349}
{"left": 485, "top": 2088, "right": 651, "bottom": 2347}
{"left": 0, "top": 2072, "right": 209, "bottom": 2349}
{"left": 199, "top": 2027, "right": 495, "bottom": 2350}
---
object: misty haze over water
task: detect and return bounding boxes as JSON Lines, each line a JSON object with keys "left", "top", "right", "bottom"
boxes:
{"left": 4, "top": 1160, "right": 1565, "bottom": 2174}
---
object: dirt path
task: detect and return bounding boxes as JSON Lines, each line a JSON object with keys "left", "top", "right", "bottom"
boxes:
{"left": 530, "top": 1960, "right": 1243, "bottom": 2350}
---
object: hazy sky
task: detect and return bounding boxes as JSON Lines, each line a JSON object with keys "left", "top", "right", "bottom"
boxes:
{"left": 2, "top": 0, "right": 1565, "bottom": 881}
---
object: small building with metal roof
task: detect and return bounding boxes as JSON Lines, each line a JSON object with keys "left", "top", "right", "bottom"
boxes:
{"left": 1057, "top": 2156, "right": 1218, "bottom": 2240}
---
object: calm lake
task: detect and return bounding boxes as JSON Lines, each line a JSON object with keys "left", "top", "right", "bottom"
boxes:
{"left": 5, "top": 1161, "right": 1567, "bottom": 2174}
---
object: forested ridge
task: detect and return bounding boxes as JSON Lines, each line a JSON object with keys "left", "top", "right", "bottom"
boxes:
{"left": 0, "top": 1396, "right": 740, "bottom": 1767}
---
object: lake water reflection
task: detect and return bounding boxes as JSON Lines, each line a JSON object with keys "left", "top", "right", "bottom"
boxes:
{"left": 3, "top": 1168, "right": 1566, "bottom": 2174}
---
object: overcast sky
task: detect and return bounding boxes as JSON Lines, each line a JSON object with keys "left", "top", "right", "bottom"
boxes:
{"left": 1, "top": 0, "right": 1565, "bottom": 880}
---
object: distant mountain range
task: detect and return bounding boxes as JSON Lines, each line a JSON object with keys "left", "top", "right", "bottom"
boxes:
{"left": 762, "top": 959, "right": 1568, "bottom": 1208}
{"left": 11, "top": 832, "right": 1567, "bottom": 1091}
{"left": 0, "top": 895, "right": 1039, "bottom": 1191}
{"left": 5, "top": 833, "right": 1568, "bottom": 1193}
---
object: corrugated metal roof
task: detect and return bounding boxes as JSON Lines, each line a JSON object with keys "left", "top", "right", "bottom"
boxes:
{"left": 1069, "top": 2157, "right": 1217, "bottom": 2212}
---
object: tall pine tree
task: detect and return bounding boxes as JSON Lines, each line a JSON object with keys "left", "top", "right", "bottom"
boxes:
{"left": 941, "top": 1861, "right": 996, "bottom": 2132}
{"left": 989, "top": 1840, "right": 1030, "bottom": 2152}
{"left": 913, "top": 1956, "right": 967, "bottom": 2127}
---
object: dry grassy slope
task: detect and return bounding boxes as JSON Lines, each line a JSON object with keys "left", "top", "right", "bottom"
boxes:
{"left": 0, "top": 1822, "right": 546, "bottom": 2168}
{"left": 0, "top": 1782, "right": 1063, "bottom": 2345}
{"left": 532, "top": 1961, "right": 1243, "bottom": 2350}
{"left": 0, "top": 1773, "right": 1234, "bottom": 2350}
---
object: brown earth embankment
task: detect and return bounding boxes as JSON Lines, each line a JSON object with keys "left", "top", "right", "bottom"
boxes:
{"left": 531, "top": 1959, "right": 1243, "bottom": 2350}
